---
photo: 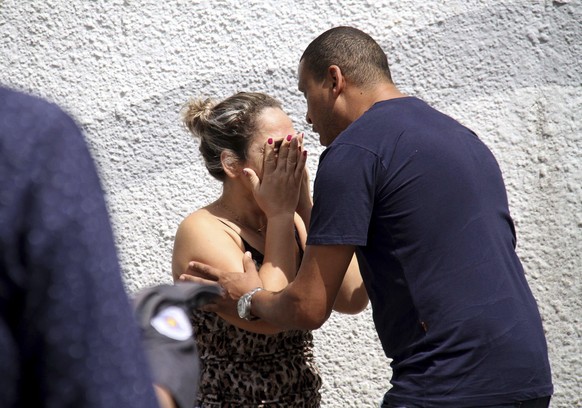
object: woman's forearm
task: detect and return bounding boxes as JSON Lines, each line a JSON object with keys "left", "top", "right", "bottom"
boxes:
{"left": 296, "top": 201, "right": 312, "bottom": 233}
{"left": 333, "top": 255, "right": 369, "bottom": 314}
{"left": 259, "top": 212, "right": 298, "bottom": 291}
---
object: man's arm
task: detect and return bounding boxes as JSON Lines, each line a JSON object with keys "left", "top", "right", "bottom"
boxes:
{"left": 190, "top": 244, "right": 356, "bottom": 330}
{"left": 154, "top": 385, "right": 177, "bottom": 408}
{"left": 254, "top": 244, "right": 356, "bottom": 330}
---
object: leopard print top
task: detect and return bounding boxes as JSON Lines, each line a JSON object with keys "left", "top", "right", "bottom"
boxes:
{"left": 191, "top": 236, "right": 322, "bottom": 407}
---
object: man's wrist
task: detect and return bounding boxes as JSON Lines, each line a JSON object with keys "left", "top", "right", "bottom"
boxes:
{"left": 237, "top": 287, "right": 264, "bottom": 321}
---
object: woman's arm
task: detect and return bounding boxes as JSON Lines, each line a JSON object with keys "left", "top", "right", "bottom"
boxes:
{"left": 240, "top": 135, "right": 306, "bottom": 291}
{"left": 295, "top": 166, "right": 313, "bottom": 232}
{"left": 332, "top": 254, "right": 369, "bottom": 314}
{"left": 293, "top": 163, "right": 368, "bottom": 313}
{"left": 283, "top": 153, "right": 367, "bottom": 315}
{"left": 293, "top": 206, "right": 367, "bottom": 315}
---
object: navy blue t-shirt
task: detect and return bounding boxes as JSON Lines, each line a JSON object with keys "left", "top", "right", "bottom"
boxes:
{"left": 0, "top": 87, "right": 159, "bottom": 407}
{"left": 308, "top": 97, "right": 552, "bottom": 406}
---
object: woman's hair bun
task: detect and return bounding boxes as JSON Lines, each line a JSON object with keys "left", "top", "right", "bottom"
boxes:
{"left": 182, "top": 98, "right": 215, "bottom": 136}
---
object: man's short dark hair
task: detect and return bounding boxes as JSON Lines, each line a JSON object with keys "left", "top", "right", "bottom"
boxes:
{"left": 300, "top": 26, "right": 393, "bottom": 87}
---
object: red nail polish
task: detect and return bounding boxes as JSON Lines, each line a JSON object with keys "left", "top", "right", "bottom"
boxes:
{"left": 268, "top": 138, "right": 273, "bottom": 144}
{"left": 303, "top": 150, "right": 307, "bottom": 156}
{"left": 287, "top": 134, "right": 292, "bottom": 141}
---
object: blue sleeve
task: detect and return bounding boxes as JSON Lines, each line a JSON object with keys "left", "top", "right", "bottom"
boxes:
{"left": 0, "top": 88, "right": 159, "bottom": 408}
{"left": 307, "top": 143, "right": 378, "bottom": 246}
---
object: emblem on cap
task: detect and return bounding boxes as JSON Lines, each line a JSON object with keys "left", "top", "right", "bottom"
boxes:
{"left": 150, "top": 306, "right": 193, "bottom": 341}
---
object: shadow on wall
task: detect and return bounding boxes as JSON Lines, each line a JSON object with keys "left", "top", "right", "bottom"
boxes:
{"left": 380, "top": 1, "right": 579, "bottom": 101}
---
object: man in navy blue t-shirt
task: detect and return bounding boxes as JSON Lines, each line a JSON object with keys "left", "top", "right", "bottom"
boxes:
{"left": 188, "top": 27, "right": 553, "bottom": 407}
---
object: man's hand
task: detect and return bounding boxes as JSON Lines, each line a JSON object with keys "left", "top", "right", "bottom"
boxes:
{"left": 179, "top": 252, "right": 265, "bottom": 316}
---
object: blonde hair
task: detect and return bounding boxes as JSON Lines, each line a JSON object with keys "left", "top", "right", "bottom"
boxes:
{"left": 182, "top": 92, "right": 281, "bottom": 181}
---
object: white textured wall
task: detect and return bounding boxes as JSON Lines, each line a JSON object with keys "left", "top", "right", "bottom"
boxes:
{"left": 1, "top": 1, "right": 580, "bottom": 406}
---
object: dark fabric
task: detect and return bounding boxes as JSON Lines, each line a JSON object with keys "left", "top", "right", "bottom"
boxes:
{"left": 241, "top": 230, "right": 304, "bottom": 263}
{"left": 0, "top": 87, "right": 159, "bottom": 408}
{"left": 475, "top": 395, "right": 551, "bottom": 408}
{"left": 242, "top": 237, "right": 265, "bottom": 264}
{"left": 382, "top": 395, "right": 551, "bottom": 408}
{"left": 217, "top": 218, "right": 304, "bottom": 264}
{"left": 308, "top": 97, "right": 553, "bottom": 406}
{"left": 133, "top": 282, "right": 222, "bottom": 408}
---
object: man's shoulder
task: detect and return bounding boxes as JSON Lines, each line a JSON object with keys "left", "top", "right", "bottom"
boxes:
{"left": 319, "top": 140, "right": 380, "bottom": 171}
{"left": 1, "top": 86, "right": 80, "bottom": 138}
{"left": 1, "top": 86, "right": 85, "bottom": 160}
{"left": 0, "top": 86, "right": 65, "bottom": 118}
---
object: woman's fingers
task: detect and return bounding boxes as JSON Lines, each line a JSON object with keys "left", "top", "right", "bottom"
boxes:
{"left": 287, "top": 136, "right": 300, "bottom": 172}
{"left": 276, "top": 134, "right": 292, "bottom": 169}
{"left": 276, "top": 133, "right": 304, "bottom": 174}
{"left": 296, "top": 148, "right": 307, "bottom": 179}
{"left": 242, "top": 167, "right": 260, "bottom": 194}
{"left": 263, "top": 132, "right": 306, "bottom": 176}
{"left": 263, "top": 137, "right": 278, "bottom": 175}
{"left": 253, "top": 133, "right": 308, "bottom": 217}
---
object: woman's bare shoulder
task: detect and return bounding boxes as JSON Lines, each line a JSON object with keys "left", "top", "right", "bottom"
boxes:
{"left": 179, "top": 206, "right": 214, "bottom": 224}
{"left": 178, "top": 206, "right": 222, "bottom": 234}
{"left": 175, "top": 206, "right": 242, "bottom": 252}
{"left": 172, "top": 206, "right": 245, "bottom": 279}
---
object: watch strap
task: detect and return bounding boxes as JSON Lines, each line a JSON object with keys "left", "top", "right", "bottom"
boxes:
{"left": 240, "top": 287, "right": 263, "bottom": 320}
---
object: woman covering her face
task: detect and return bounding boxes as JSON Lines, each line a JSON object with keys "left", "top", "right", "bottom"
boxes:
{"left": 173, "top": 92, "right": 366, "bottom": 407}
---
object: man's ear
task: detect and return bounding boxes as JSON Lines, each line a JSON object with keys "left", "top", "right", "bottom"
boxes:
{"left": 328, "top": 65, "right": 345, "bottom": 97}
{"left": 220, "top": 150, "right": 242, "bottom": 178}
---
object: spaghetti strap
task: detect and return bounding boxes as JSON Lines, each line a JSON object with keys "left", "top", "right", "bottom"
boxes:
{"left": 216, "top": 218, "right": 264, "bottom": 264}
{"left": 216, "top": 218, "right": 303, "bottom": 264}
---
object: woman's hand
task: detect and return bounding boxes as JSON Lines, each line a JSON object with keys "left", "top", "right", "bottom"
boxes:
{"left": 243, "top": 134, "right": 307, "bottom": 219}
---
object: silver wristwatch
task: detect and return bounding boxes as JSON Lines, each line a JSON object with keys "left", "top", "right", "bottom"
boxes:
{"left": 237, "top": 287, "right": 263, "bottom": 321}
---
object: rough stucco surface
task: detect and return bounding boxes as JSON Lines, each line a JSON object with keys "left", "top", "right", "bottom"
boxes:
{"left": 1, "top": 0, "right": 580, "bottom": 406}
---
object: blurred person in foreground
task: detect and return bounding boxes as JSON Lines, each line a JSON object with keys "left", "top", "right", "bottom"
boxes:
{"left": 185, "top": 27, "right": 553, "bottom": 408}
{"left": 0, "top": 85, "right": 214, "bottom": 408}
{"left": 175, "top": 91, "right": 368, "bottom": 406}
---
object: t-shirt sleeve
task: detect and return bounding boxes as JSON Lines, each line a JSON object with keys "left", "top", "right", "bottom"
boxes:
{"left": 307, "top": 143, "right": 378, "bottom": 246}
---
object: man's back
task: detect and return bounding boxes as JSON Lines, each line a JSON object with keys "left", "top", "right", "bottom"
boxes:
{"left": 308, "top": 96, "right": 553, "bottom": 406}
{"left": 0, "top": 87, "right": 159, "bottom": 407}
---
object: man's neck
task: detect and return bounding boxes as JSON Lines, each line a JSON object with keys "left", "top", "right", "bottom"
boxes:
{"left": 343, "top": 82, "right": 407, "bottom": 122}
